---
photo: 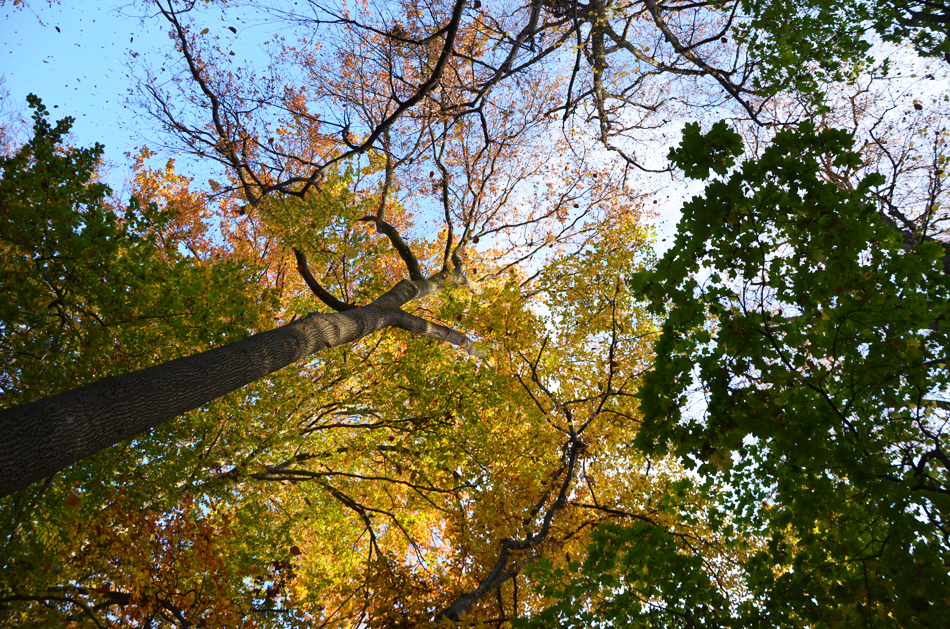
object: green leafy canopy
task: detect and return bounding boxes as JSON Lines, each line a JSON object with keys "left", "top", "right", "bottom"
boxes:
{"left": 644, "top": 121, "right": 950, "bottom": 626}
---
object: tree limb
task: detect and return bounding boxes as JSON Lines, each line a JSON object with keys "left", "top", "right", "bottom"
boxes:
{"left": 434, "top": 429, "right": 583, "bottom": 622}
{"left": 293, "top": 248, "right": 357, "bottom": 312}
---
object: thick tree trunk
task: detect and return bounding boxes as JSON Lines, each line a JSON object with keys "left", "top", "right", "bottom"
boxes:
{"left": 0, "top": 276, "right": 480, "bottom": 497}
{"left": 0, "top": 307, "right": 373, "bottom": 497}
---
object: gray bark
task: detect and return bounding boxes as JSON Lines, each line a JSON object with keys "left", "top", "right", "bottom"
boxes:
{"left": 0, "top": 279, "right": 482, "bottom": 497}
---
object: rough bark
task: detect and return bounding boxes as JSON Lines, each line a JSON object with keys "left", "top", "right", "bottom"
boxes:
{"left": 0, "top": 280, "right": 481, "bottom": 498}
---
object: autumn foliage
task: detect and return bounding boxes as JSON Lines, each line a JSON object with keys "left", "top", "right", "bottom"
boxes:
{"left": 2, "top": 0, "right": 949, "bottom": 627}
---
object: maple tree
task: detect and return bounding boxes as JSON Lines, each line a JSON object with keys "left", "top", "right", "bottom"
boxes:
{"left": 522, "top": 120, "right": 950, "bottom": 628}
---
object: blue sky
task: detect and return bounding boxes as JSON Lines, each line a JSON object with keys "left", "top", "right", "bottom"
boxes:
{"left": 2, "top": 2, "right": 172, "bottom": 177}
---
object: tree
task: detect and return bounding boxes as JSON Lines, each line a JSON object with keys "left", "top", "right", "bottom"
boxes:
{"left": 4, "top": 3, "right": 669, "bottom": 624}
{"left": 6, "top": 0, "right": 691, "bottom": 497}
{"left": 2, "top": 76, "right": 664, "bottom": 629}
{"left": 522, "top": 121, "right": 950, "bottom": 627}
{"left": 0, "top": 115, "right": 667, "bottom": 623}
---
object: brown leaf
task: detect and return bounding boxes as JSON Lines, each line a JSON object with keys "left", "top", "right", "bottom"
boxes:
{"left": 64, "top": 489, "right": 82, "bottom": 508}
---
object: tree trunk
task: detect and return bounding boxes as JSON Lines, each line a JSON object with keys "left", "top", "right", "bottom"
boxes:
{"left": 0, "top": 275, "right": 480, "bottom": 498}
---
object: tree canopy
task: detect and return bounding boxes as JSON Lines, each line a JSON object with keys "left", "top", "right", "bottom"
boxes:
{"left": 1, "top": 0, "right": 948, "bottom": 627}
{"left": 525, "top": 120, "right": 950, "bottom": 629}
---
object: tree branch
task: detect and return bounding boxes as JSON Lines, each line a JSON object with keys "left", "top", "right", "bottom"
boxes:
{"left": 357, "top": 217, "right": 425, "bottom": 281}
{"left": 434, "top": 429, "right": 583, "bottom": 622}
{"left": 293, "top": 248, "right": 357, "bottom": 312}
{"left": 387, "top": 308, "right": 485, "bottom": 359}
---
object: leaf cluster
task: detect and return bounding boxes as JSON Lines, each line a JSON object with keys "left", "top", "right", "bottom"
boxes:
{"left": 0, "top": 95, "right": 264, "bottom": 410}
{"left": 627, "top": 120, "right": 950, "bottom": 626}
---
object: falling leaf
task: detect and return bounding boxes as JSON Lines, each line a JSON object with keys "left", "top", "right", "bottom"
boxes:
{"left": 65, "top": 490, "right": 82, "bottom": 508}
{"left": 201, "top": 28, "right": 209, "bottom": 35}
{"left": 55, "top": 26, "right": 61, "bottom": 33}
{"left": 229, "top": 26, "right": 237, "bottom": 34}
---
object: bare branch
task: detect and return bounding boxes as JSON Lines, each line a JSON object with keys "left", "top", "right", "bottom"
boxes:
{"left": 293, "top": 248, "right": 357, "bottom": 312}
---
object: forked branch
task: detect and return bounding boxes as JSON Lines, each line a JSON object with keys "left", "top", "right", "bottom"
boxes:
{"left": 434, "top": 428, "right": 584, "bottom": 622}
